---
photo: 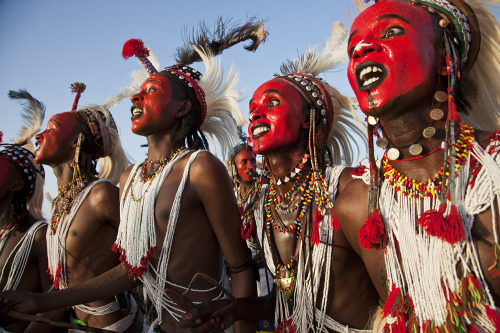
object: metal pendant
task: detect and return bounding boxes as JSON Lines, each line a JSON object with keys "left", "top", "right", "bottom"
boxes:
{"left": 409, "top": 143, "right": 423, "bottom": 156}
{"left": 367, "top": 116, "right": 378, "bottom": 125}
{"left": 278, "top": 276, "right": 296, "bottom": 300}
{"left": 376, "top": 137, "right": 389, "bottom": 148}
{"left": 387, "top": 148, "right": 400, "bottom": 160}
{"left": 423, "top": 127, "right": 436, "bottom": 138}
{"left": 434, "top": 91, "right": 448, "bottom": 103}
{"left": 430, "top": 108, "right": 444, "bottom": 121}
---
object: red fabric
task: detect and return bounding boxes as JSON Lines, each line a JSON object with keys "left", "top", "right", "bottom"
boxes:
{"left": 122, "top": 38, "right": 150, "bottom": 59}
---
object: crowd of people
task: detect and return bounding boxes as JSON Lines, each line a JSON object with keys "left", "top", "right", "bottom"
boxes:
{"left": 0, "top": 0, "right": 499, "bottom": 332}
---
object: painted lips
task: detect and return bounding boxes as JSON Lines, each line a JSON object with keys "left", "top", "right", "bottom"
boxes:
{"left": 250, "top": 123, "right": 270, "bottom": 139}
{"left": 131, "top": 105, "right": 143, "bottom": 119}
{"left": 355, "top": 61, "right": 387, "bottom": 91}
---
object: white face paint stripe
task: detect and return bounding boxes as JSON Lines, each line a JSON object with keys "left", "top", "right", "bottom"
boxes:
{"left": 354, "top": 40, "right": 373, "bottom": 52}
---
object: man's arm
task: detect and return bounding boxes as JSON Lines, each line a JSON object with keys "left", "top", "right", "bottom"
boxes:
{"left": 190, "top": 152, "right": 257, "bottom": 332}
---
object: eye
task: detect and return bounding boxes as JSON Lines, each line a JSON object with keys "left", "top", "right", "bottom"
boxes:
{"left": 383, "top": 26, "right": 404, "bottom": 38}
{"left": 147, "top": 87, "right": 157, "bottom": 93}
{"left": 267, "top": 100, "right": 280, "bottom": 109}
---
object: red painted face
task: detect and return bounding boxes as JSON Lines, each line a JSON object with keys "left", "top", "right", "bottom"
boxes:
{"left": 248, "top": 78, "right": 307, "bottom": 154}
{"left": 34, "top": 112, "right": 80, "bottom": 164}
{"left": 347, "top": 0, "right": 438, "bottom": 114}
{"left": 234, "top": 150, "right": 256, "bottom": 183}
{"left": 129, "top": 74, "right": 174, "bottom": 135}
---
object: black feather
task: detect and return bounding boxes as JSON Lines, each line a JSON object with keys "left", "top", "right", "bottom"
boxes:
{"left": 175, "top": 17, "right": 268, "bottom": 65}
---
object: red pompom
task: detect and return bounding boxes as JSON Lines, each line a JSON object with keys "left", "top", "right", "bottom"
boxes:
{"left": 122, "top": 38, "right": 150, "bottom": 59}
{"left": 358, "top": 209, "right": 386, "bottom": 249}
{"left": 312, "top": 209, "right": 322, "bottom": 246}
{"left": 468, "top": 324, "right": 478, "bottom": 333}
{"left": 418, "top": 204, "right": 464, "bottom": 244}
{"left": 0, "top": 131, "right": 3, "bottom": 144}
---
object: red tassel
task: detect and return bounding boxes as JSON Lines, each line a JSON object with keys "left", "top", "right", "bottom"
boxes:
{"left": 350, "top": 166, "right": 367, "bottom": 177}
{"left": 358, "top": 209, "right": 386, "bottom": 249}
{"left": 485, "top": 306, "right": 500, "bottom": 331}
{"left": 418, "top": 204, "right": 446, "bottom": 237}
{"left": 312, "top": 209, "right": 322, "bottom": 246}
{"left": 0, "top": 131, "right": 3, "bottom": 144}
{"left": 331, "top": 209, "right": 341, "bottom": 231}
{"left": 122, "top": 38, "right": 150, "bottom": 59}
{"left": 443, "top": 205, "right": 465, "bottom": 244}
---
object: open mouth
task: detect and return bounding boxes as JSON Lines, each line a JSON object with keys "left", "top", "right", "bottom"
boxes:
{"left": 131, "top": 106, "right": 144, "bottom": 119}
{"left": 34, "top": 140, "right": 41, "bottom": 152}
{"left": 355, "top": 62, "right": 387, "bottom": 91}
{"left": 250, "top": 124, "right": 270, "bottom": 139}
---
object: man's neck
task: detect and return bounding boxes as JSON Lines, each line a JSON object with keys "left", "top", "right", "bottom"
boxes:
{"left": 146, "top": 133, "right": 184, "bottom": 161}
{"left": 266, "top": 149, "right": 310, "bottom": 195}
{"left": 51, "top": 162, "right": 76, "bottom": 189}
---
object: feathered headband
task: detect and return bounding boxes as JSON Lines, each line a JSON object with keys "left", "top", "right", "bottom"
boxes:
{"left": 0, "top": 90, "right": 46, "bottom": 200}
{"left": 122, "top": 18, "right": 268, "bottom": 127}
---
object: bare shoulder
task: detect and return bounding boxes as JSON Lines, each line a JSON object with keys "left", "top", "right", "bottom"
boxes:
{"left": 119, "top": 164, "right": 136, "bottom": 187}
{"left": 88, "top": 180, "right": 119, "bottom": 207}
{"left": 334, "top": 179, "right": 369, "bottom": 241}
{"left": 33, "top": 223, "right": 48, "bottom": 243}
{"left": 337, "top": 166, "right": 356, "bottom": 194}
{"left": 189, "top": 151, "right": 229, "bottom": 182}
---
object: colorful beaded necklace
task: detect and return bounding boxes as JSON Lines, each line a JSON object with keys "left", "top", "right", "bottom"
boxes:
{"left": 50, "top": 175, "right": 90, "bottom": 233}
{"left": 130, "top": 146, "right": 185, "bottom": 202}
{"left": 0, "top": 224, "right": 15, "bottom": 241}
{"left": 382, "top": 123, "right": 474, "bottom": 199}
{"left": 265, "top": 171, "right": 314, "bottom": 297}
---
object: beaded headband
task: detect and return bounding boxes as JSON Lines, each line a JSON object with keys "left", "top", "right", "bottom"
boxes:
{"left": 0, "top": 144, "right": 45, "bottom": 199}
{"left": 122, "top": 39, "right": 208, "bottom": 127}
{"left": 162, "top": 64, "right": 207, "bottom": 125}
{"left": 75, "top": 107, "right": 116, "bottom": 159}
{"left": 278, "top": 73, "right": 334, "bottom": 135}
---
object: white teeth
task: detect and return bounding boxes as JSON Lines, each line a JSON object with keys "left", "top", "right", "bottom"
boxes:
{"left": 132, "top": 107, "right": 143, "bottom": 116}
{"left": 35, "top": 141, "right": 40, "bottom": 149}
{"left": 359, "top": 65, "right": 383, "bottom": 86}
{"left": 363, "top": 77, "right": 380, "bottom": 86}
{"left": 252, "top": 126, "right": 269, "bottom": 136}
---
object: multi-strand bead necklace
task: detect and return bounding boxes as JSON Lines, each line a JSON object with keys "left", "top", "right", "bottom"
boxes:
{"left": 382, "top": 123, "right": 474, "bottom": 199}
{"left": 50, "top": 175, "right": 89, "bottom": 233}
{"left": 129, "top": 147, "right": 185, "bottom": 202}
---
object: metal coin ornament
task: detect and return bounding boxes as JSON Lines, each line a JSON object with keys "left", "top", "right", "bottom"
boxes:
{"left": 367, "top": 116, "right": 378, "bottom": 126}
{"left": 387, "top": 148, "right": 400, "bottom": 160}
{"left": 430, "top": 109, "right": 444, "bottom": 121}
{"left": 409, "top": 144, "right": 423, "bottom": 156}
{"left": 376, "top": 137, "right": 389, "bottom": 148}
{"left": 423, "top": 127, "right": 436, "bottom": 138}
{"left": 276, "top": 266, "right": 296, "bottom": 300}
{"left": 434, "top": 91, "right": 448, "bottom": 103}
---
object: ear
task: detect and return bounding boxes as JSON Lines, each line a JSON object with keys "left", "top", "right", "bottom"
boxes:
{"left": 11, "top": 179, "right": 24, "bottom": 192}
{"left": 175, "top": 99, "right": 192, "bottom": 118}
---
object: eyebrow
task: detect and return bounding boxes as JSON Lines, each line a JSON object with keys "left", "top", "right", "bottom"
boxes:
{"left": 249, "top": 89, "right": 282, "bottom": 106}
{"left": 375, "top": 13, "right": 409, "bottom": 23}
{"left": 49, "top": 119, "right": 61, "bottom": 126}
{"left": 348, "top": 29, "right": 359, "bottom": 45}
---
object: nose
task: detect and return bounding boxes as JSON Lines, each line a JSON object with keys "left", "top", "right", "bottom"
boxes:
{"left": 131, "top": 93, "right": 143, "bottom": 103}
{"left": 249, "top": 109, "right": 263, "bottom": 123}
{"left": 35, "top": 132, "right": 43, "bottom": 141}
{"left": 351, "top": 40, "right": 379, "bottom": 59}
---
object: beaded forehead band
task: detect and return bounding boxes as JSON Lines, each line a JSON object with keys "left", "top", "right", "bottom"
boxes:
{"left": 0, "top": 144, "right": 45, "bottom": 199}
{"left": 366, "top": 0, "right": 479, "bottom": 72}
{"left": 122, "top": 39, "right": 208, "bottom": 126}
{"left": 278, "top": 73, "right": 334, "bottom": 135}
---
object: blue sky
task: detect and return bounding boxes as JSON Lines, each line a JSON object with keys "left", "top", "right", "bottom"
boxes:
{"left": 0, "top": 0, "right": 366, "bottom": 216}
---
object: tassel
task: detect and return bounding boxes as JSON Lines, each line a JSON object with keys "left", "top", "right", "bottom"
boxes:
{"left": 312, "top": 209, "right": 322, "bottom": 246}
{"left": 485, "top": 306, "right": 500, "bottom": 331}
{"left": 418, "top": 204, "right": 446, "bottom": 237}
{"left": 489, "top": 244, "right": 500, "bottom": 277}
{"left": 468, "top": 324, "right": 478, "bottom": 333}
{"left": 331, "top": 209, "right": 341, "bottom": 230}
{"left": 443, "top": 205, "right": 465, "bottom": 244}
{"left": 358, "top": 209, "right": 386, "bottom": 249}
{"left": 70, "top": 82, "right": 86, "bottom": 112}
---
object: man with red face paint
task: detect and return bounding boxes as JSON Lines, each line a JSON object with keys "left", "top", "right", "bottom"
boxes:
{"left": 0, "top": 22, "right": 266, "bottom": 333}
{"left": 183, "top": 23, "right": 376, "bottom": 333}
{"left": 0, "top": 90, "right": 67, "bottom": 332}
{"left": 335, "top": 0, "right": 500, "bottom": 331}
{"left": 33, "top": 84, "right": 140, "bottom": 332}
